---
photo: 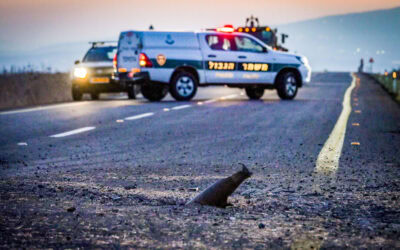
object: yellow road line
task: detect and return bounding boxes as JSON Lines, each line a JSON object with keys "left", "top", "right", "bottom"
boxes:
{"left": 315, "top": 73, "right": 357, "bottom": 175}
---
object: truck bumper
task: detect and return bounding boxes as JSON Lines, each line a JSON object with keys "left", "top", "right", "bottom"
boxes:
{"left": 299, "top": 64, "right": 312, "bottom": 84}
{"left": 71, "top": 79, "right": 124, "bottom": 93}
{"left": 113, "top": 72, "right": 150, "bottom": 86}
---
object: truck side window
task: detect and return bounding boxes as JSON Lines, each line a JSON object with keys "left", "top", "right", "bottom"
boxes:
{"left": 83, "top": 47, "right": 117, "bottom": 62}
{"left": 206, "top": 35, "right": 232, "bottom": 51}
{"left": 234, "top": 36, "right": 264, "bottom": 53}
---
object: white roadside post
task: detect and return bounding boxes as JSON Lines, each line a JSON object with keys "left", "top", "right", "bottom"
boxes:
{"left": 393, "top": 72, "right": 400, "bottom": 101}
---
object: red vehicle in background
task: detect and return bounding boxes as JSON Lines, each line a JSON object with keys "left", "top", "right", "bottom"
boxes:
{"left": 209, "top": 16, "right": 289, "bottom": 52}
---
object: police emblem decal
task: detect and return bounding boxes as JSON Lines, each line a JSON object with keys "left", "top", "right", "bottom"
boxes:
{"left": 156, "top": 54, "right": 167, "bottom": 66}
{"left": 165, "top": 34, "right": 174, "bottom": 45}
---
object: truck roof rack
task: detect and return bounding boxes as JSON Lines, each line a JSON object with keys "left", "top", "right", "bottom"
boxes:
{"left": 89, "top": 41, "right": 117, "bottom": 48}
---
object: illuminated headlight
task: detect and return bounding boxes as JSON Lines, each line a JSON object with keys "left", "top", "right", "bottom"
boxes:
{"left": 73, "top": 68, "right": 87, "bottom": 78}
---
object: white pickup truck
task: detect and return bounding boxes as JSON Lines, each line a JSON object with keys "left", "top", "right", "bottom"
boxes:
{"left": 113, "top": 29, "right": 311, "bottom": 101}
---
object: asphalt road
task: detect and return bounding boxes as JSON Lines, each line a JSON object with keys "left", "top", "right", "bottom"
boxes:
{"left": 0, "top": 72, "right": 399, "bottom": 249}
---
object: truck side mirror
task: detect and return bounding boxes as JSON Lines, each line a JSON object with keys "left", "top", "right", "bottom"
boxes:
{"left": 74, "top": 60, "right": 80, "bottom": 65}
{"left": 281, "top": 34, "right": 288, "bottom": 44}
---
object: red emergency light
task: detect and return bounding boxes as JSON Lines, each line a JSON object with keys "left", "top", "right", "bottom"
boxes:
{"left": 113, "top": 53, "right": 117, "bottom": 69}
{"left": 217, "top": 25, "right": 235, "bottom": 33}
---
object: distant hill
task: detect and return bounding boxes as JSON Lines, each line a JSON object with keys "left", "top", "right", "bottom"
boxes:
{"left": 0, "top": 42, "right": 102, "bottom": 73}
{"left": 277, "top": 7, "right": 400, "bottom": 72}
{"left": 0, "top": 7, "right": 399, "bottom": 73}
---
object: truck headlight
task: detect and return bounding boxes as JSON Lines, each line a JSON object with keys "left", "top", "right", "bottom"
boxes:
{"left": 300, "top": 56, "right": 309, "bottom": 66}
{"left": 74, "top": 68, "right": 87, "bottom": 79}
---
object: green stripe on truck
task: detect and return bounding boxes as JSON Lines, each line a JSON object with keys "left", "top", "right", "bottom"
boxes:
{"left": 150, "top": 59, "right": 300, "bottom": 72}
{"left": 271, "top": 63, "right": 301, "bottom": 72}
{"left": 150, "top": 59, "right": 203, "bottom": 69}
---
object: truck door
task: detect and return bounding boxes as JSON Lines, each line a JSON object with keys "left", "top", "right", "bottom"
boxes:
{"left": 199, "top": 34, "right": 238, "bottom": 84}
{"left": 231, "top": 34, "right": 274, "bottom": 83}
{"left": 117, "top": 31, "right": 141, "bottom": 75}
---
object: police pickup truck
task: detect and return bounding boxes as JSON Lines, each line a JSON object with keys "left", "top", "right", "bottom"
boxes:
{"left": 113, "top": 28, "right": 311, "bottom": 101}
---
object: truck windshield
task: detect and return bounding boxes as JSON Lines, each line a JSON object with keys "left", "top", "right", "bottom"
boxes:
{"left": 251, "top": 31, "right": 272, "bottom": 46}
{"left": 83, "top": 47, "right": 117, "bottom": 62}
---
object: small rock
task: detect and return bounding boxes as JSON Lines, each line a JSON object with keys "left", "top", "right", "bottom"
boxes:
{"left": 390, "top": 224, "right": 400, "bottom": 231}
{"left": 111, "top": 194, "right": 121, "bottom": 201}
{"left": 67, "top": 207, "right": 76, "bottom": 212}
{"left": 258, "top": 223, "right": 265, "bottom": 229}
{"left": 124, "top": 185, "right": 137, "bottom": 190}
{"left": 241, "top": 189, "right": 259, "bottom": 199}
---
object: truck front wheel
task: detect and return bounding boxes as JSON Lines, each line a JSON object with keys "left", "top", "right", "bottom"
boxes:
{"left": 141, "top": 83, "right": 168, "bottom": 102}
{"left": 245, "top": 86, "right": 264, "bottom": 100}
{"left": 72, "top": 86, "right": 83, "bottom": 101}
{"left": 90, "top": 92, "right": 99, "bottom": 100}
{"left": 276, "top": 71, "right": 298, "bottom": 100}
{"left": 170, "top": 71, "right": 198, "bottom": 101}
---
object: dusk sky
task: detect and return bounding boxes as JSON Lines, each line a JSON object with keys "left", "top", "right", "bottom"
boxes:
{"left": 1, "top": 0, "right": 400, "bottom": 52}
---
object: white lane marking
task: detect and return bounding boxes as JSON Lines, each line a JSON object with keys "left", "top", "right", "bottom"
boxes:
{"left": 124, "top": 112, "right": 154, "bottom": 120}
{"left": 315, "top": 73, "right": 357, "bottom": 175}
{"left": 203, "top": 99, "right": 217, "bottom": 104}
{"left": 202, "top": 94, "right": 239, "bottom": 104}
{"left": 0, "top": 102, "right": 90, "bottom": 115}
{"left": 171, "top": 104, "right": 191, "bottom": 110}
{"left": 163, "top": 108, "right": 170, "bottom": 112}
{"left": 220, "top": 94, "right": 238, "bottom": 100}
{"left": 17, "top": 142, "right": 28, "bottom": 146}
{"left": 50, "top": 126, "right": 96, "bottom": 138}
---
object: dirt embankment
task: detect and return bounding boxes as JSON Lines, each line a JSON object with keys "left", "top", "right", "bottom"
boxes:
{"left": 0, "top": 73, "right": 72, "bottom": 110}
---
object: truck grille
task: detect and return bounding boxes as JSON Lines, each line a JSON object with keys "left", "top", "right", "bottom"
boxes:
{"left": 88, "top": 67, "right": 113, "bottom": 77}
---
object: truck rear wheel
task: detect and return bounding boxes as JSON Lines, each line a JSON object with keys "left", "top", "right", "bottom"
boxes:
{"left": 91, "top": 92, "right": 99, "bottom": 100}
{"left": 276, "top": 71, "right": 298, "bottom": 100}
{"left": 72, "top": 87, "right": 82, "bottom": 101}
{"left": 141, "top": 83, "right": 168, "bottom": 102}
{"left": 127, "top": 85, "right": 137, "bottom": 99}
{"left": 170, "top": 71, "right": 198, "bottom": 101}
{"left": 245, "top": 86, "right": 264, "bottom": 100}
